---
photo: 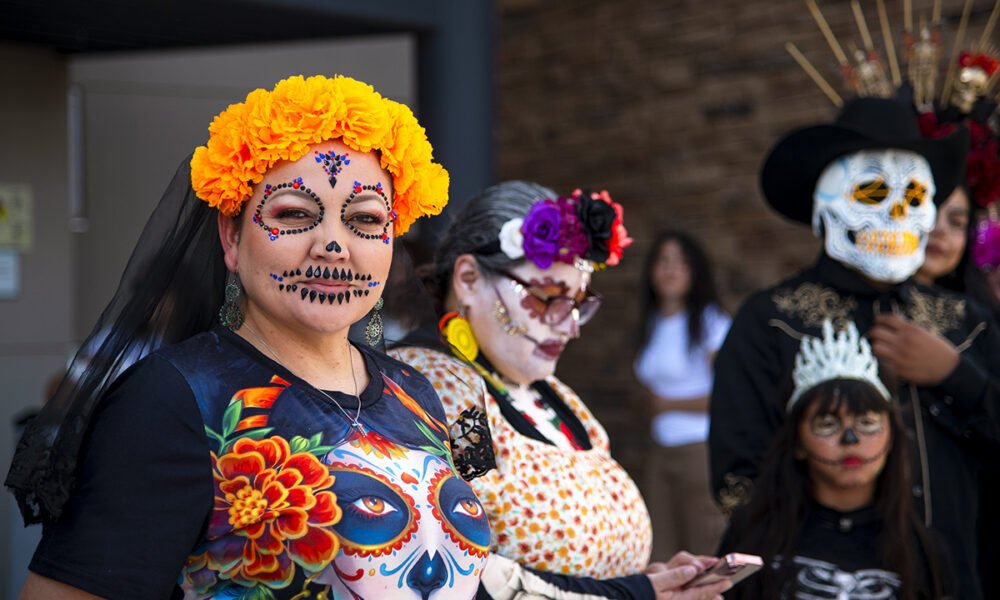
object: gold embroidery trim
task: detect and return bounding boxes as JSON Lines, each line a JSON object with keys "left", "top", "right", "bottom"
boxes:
{"left": 904, "top": 288, "right": 965, "bottom": 335}
{"left": 718, "top": 473, "right": 753, "bottom": 517}
{"left": 772, "top": 283, "right": 858, "bottom": 329}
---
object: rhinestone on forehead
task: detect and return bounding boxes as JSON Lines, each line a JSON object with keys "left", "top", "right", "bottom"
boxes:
{"left": 315, "top": 149, "right": 350, "bottom": 188}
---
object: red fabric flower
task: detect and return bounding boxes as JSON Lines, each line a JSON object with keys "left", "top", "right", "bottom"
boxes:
{"left": 966, "top": 121, "right": 1000, "bottom": 208}
{"left": 600, "top": 191, "right": 633, "bottom": 266}
{"left": 959, "top": 52, "right": 999, "bottom": 76}
{"left": 184, "top": 436, "right": 341, "bottom": 592}
{"left": 917, "top": 112, "right": 958, "bottom": 140}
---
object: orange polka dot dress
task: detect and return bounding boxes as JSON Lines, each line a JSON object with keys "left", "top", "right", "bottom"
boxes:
{"left": 392, "top": 346, "right": 652, "bottom": 578}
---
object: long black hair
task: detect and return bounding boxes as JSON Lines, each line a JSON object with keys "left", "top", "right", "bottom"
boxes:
{"left": 637, "top": 230, "right": 720, "bottom": 352}
{"left": 726, "top": 379, "right": 945, "bottom": 600}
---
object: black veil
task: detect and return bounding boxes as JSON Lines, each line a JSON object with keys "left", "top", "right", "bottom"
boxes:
{"left": 6, "top": 157, "right": 225, "bottom": 524}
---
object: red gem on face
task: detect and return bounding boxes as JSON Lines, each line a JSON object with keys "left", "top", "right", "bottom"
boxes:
{"left": 293, "top": 181, "right": 300, "bottom": 189}
{"left": 271, "top": 228, "right": 279, "bottom": 235}
{"left": 354, "top": 185, "right": 362, "bottom": 193}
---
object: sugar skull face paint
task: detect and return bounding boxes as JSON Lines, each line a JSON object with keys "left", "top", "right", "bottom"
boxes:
{"left": 220, "top": 139, "right": 393, "bottom": 337}
{"left": 271, "top": 266, "right": 379, "bottom": 305}
{"left": 502, "top": 272, "right": 601, "bottom": 326}
{"left": 252, "top": 178, "right": 325, "bottom": 240}
{"left": 461, "top": 260, "right": 589, "bottom": 385}
{"left": 797, "top": 401, "right": 891, "bottom": 499}
{"left": 813, "top": 149, "right": 937, "bottom": 283}
{"left": 314, "top": 439, "right": 488, "bottom": 599}
{"left": 343, "top": 181, "right": 397, "bottom": 244}
{"left": 516, "top": 276, "right": 569, "bottom": 319}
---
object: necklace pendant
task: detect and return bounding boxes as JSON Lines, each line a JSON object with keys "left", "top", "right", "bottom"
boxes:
{"left": 352, "top": 421, "right": 368, "bottom": 437}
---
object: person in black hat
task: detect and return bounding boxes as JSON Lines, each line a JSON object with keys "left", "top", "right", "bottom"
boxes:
{"left": 709, "top": 97, "right": 1000, "bottom": 600}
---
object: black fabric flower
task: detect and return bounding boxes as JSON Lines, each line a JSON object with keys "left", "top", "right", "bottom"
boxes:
{"left": 576, "top": 189, "right": 615, "bottom": 263}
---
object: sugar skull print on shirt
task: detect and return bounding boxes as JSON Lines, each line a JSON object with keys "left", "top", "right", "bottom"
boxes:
{"left": 166, "top": 330, "right": 487, "bottom": 600}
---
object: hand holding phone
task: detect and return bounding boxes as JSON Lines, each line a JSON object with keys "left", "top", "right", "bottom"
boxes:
{"left": 680, "top": 553, "right": 763, "bottom": 590}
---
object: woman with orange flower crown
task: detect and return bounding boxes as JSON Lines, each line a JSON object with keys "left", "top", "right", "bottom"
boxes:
{"left": 6, "top": 75, "right": 490, "bottom": 599}
{"left": 391, "top": 181, "right": 733, "bottom": 599}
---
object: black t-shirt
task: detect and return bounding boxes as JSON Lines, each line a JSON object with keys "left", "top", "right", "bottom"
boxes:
{"left": 30, "top": 327, "right": 489, "bottom": 599}
{"left": 719, "top": 503, "right": 947, "bottom": 599}
{"left": 31, "top": 355, "right": 211, "bottom": 598}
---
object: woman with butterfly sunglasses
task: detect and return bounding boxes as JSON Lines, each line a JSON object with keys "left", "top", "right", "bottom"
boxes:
{"left": 392, "top": 181, "right": 732, "bottom": 600}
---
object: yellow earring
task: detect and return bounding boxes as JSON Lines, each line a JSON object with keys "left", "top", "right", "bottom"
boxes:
{"left": 439, "top": 310, "right": 479, "bottom": 362}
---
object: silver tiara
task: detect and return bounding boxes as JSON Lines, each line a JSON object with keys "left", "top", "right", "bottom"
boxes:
{"left": 789, "top": 319, "right": 891, "bottom": 411}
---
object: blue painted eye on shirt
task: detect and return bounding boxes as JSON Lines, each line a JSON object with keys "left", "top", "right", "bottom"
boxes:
{"left": 435, "top": 473, "right": 491, "bottom": 550}
{"left": 331, "top": 468, "right": 417, "bottom": 555}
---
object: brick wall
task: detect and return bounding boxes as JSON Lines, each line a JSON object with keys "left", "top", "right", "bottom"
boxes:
{"left": 495, "top": 0, "right": 996, "bottom": 475}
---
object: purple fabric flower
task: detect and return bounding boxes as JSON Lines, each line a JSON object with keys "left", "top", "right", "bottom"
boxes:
{"left": 972, "top": 218, "right": 1000, "bottom": 270}
{"left": 520, "top": 200, "right": 563, "bottom": 269}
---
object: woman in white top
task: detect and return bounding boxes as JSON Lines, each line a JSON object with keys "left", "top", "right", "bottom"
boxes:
{"left": 634, "top": 231, "right": 731, "bottom": 560}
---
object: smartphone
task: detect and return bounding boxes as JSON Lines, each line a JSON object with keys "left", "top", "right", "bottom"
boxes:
{"left": 681, "top": 553, "right": 763, "bottom": 589}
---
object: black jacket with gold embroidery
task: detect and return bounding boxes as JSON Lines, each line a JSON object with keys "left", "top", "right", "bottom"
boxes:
{"left": 709, "top": 253, "right": 999, "bottom": 600}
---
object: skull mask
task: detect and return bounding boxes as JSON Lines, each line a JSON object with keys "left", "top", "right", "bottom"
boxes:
{"left": 952, "top": 63, "right": 991, "bottom": 114}
{"left": 813, "top": 149, "right": 937, "bottom": 283}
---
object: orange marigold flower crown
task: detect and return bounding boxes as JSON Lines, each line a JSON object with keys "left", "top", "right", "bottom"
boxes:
{"left": 190, "top": 75, "right": 448, "bottom": 236}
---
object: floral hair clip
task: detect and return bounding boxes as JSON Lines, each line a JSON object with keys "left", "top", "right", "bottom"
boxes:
{"left": 497, "top": 189, "right": 632, "bottom": 270}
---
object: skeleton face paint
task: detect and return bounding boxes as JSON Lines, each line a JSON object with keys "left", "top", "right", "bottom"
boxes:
{"left": 798, "top": 402, "right": 890, "bottom": 506}
{"left": 813, "top": 149, "right": 936, "bottom": 283}
{"left": 462, "top": 261, "right": 588, "bottom": 385}
{"left": 315, "top": 442, "right": 488, "bottom": 599}
{"left": 225, "top": 139, "right": 393, "bottom": 337}
{"left": 516, "top": 276, "right": 569, "bottom": 320}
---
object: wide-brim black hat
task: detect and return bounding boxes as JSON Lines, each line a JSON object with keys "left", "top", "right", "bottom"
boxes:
{"left": 761, "top": 97, "right": 969, "bottom": 225}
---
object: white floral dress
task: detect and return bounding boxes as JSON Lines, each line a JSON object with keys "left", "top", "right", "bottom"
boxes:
{"left": 391, "top": 346, "right": 652, "bottom": 578}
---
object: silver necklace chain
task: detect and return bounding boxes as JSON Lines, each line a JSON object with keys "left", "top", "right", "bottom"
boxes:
{"left": 241, "top": 322, "right": 368, "bottom": 437}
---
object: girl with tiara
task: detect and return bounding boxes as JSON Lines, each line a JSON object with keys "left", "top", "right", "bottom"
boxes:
{"left": 718, "top": 320, "right": 950, "bottom": 599}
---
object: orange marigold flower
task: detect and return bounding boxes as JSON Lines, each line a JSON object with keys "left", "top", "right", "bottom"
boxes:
{"left": 190, "top": 75, "right": 447, "bottom": 236}
{"left": 185, "top": 436, "right": 342, "bottom": 591}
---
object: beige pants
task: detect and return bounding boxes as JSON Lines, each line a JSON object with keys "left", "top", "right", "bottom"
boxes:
{"left": 643, "top": 441, "right": 727, "bottom": 561}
